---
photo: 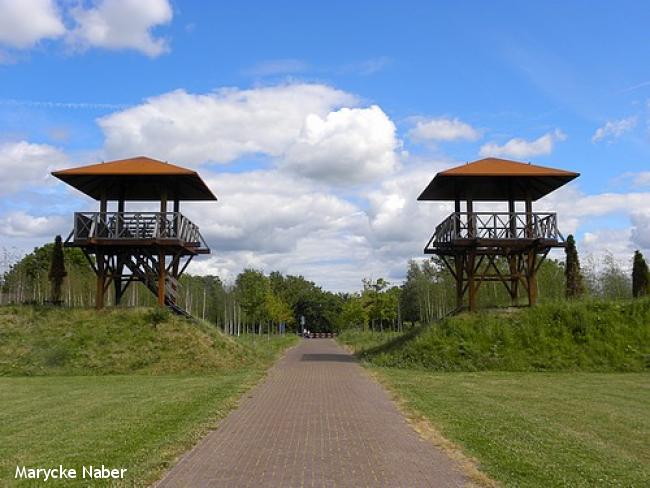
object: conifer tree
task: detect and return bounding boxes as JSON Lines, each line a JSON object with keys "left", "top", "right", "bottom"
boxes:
{"left": 632, "top": 250, "right": 649, "bottom": 298}
{"left": 564, "top": 234, "right": 584, "bottom": 299}
{"left": 48, "top": 235, "right": 67, "bottom": 305}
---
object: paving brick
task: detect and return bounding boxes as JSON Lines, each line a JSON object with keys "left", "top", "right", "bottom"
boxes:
{"left": 157, "top": 339, "right": 468, "bottom": 487}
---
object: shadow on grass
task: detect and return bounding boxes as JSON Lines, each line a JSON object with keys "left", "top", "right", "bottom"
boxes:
{"left": 356, "top": 325, "right": 430, "bottom": 360}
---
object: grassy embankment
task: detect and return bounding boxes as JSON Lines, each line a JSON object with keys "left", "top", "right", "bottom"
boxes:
{"left": 340, "top": 299, "right": 650, "bottom": 487}
{"left": 0, "top": 306, "right": 297, "bottom": 486}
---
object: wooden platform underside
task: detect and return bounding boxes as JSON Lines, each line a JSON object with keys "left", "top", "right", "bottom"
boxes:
{"left": 65, "top": 239, "right": 209, "bottom": 255}
{"left": 425, "top": 238, "right": 565, "bottom": 255}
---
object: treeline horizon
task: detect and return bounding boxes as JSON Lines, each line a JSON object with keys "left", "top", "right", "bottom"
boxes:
{"left": 0, "top": 239, "right": 645, "bottom": 333}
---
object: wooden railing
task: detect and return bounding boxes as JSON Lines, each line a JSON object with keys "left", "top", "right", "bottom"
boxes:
{"left": 425, "top": 212, "right": 562, "bottom": 249}
{"left": 70, "top": 212, "right": 209, "bottom": 251}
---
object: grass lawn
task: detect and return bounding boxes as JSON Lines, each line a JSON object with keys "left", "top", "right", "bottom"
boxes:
{"left": 374, "top": 368, "right": 650, "bottom": 487}
{"left": 0, "top": 373, "right": 263, "bottom": 486}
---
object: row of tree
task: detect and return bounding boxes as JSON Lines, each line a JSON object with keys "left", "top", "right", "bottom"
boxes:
{"left": 1, "top": 234, "right": 649, "bottom": 333}
{"left": 564, "top": 234, "right": 649, "bottom": 299}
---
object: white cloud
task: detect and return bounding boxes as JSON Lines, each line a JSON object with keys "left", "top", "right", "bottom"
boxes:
{"left": 99, "top": 83, "right": 358, "bottom": 166}
{"left": 178, "top": 169, "right": 371, "bottom": 290}
{"left": 0, "top": 141, "right": 68, "bottom": 195}
{"left": 365, "top": 162, "right": 451, "bottom": 247}
{"left": 0, "top": 211, "right": 66, "bottom": 238}
{"left": 0, "top": 0, "right": 65, "bottom": 48}
{"left": 632, "top": 172, "right": 650, "bottom": 187}
{"left": 592, "top": 117, "right": 637, "bottom": 143}
{"left": 630, "top": 213, "right": 650, "bottom": 251}
{"left": 479, "top": 129, "right": 566, "bottom": 159}
{"left": 69, "top": 0, "right": 173, "bottom": 57}
{"left": 282, "top": 105, "right": 399, "bottom": 184}
{"left": 190, "top": 170, "right": 361, "bottom": 254}
{"left": 408, "top": 117, "right": 480, "bottom": 143}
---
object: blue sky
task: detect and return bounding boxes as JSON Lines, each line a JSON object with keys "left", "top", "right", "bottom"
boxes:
{"left": 1, "top": 0, "right": 649, "bottom": 290}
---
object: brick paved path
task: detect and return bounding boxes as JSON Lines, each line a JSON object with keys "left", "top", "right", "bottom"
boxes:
{"left": 157, "top": 339, "right": 469, "bottom": 487}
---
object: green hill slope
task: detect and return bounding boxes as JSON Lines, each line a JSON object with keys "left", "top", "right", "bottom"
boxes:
{"left": 0, "top": 306, "right": 293, "bottom": 376}
{"left": 340, "top": 299, "right": 650, "bottom": 371}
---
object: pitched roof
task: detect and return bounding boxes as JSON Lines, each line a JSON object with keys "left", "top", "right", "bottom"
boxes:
{"left": 418, "top": 158, "right": 579, "bottom": 201}
{"left": 52, "top": 156, "right": 217, "bottom": 201}
{"left": 52, "top": 156, "right": 196, "bottom": 176}
{"left": 438, "top": 157, "right": 579, "bottom": 177}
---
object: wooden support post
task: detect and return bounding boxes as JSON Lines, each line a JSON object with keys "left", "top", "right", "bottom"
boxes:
{"left": 96, "top": 253, "right": 105, "bottom": 309}
{"left": 467, "top": 199, "right": 474, "bottom": 238}
{"left": 160, "top": 190, "right": 168, "bottom": 213}
{"left": 170, "top": 254, "right": 180, "bottom": 305}
{"left": 158, "top": 251, "right": 166, "bottom": 306}
{"left": 99, "top": 188, "right": 107, "bottom": 231}
{"left": 508, "top": 199, "right": 516, "bottom": 238}
{"left": 100, "top": 189, "right": 107, "bottom": 214}
{"left": 454, "top": 199, "right": 461, "bottom": 239}
{"left": 160, "top": 189, "right": 168, "bottom": 238}
{"left": 527, "top": 250, "right": 537, "bottom": 306}
{"left": 467, "top": 252, "right": 477, "bottom": 311}
{"left": 525, "top": 197, "right": 533, "bottom": 238}
{"left": 173, "top": 199, "right": 179, "bottom": 236}
{"left": 455, "top": 254, "right": 464, "bottom": 310}
{"left": 508, "top": 254, "right": 518, "bottom": 306}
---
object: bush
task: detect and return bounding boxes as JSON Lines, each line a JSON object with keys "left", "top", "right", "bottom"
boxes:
{"left": 146, "top": 306, "right": 171, "bottom": 328}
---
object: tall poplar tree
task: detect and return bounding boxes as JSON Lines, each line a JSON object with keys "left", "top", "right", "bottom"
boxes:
{"left": 632, "top": 250, "right": 649, "bottom": 298}
{"left": 48, "top": 235, "right": 67, "bottom": 305}
{"left": 564, "top": 234, "right": 584, "bottom": 299}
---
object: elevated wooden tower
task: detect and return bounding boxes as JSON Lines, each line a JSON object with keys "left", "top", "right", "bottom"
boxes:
{"left": 418, "top": 157, "right": 579, "bottom": 311}
{"left": 52, "top": 156, "right": 217, "bottom": 314}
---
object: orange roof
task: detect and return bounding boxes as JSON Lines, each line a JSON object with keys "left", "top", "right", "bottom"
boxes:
{"left": 52, "top": 156, "right": 217, "bottom": 201}
{"left": 439, "top": 158, "right": 579, "bottom": 177}
{"left": 52, "top": 156, "right": 196, "bottom": 176}
{"left": 418, "top": 158, "right": 579, "bottom": 201}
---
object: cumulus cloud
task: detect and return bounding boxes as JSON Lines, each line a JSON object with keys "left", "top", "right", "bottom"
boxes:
{"left": 631, "top": 172, "right": 650, "bottom": 187}
{"left": 0, "top": 211, "right": 67, "bottom": 238}
{"left": 630, "top": 213, "right": 650, "bottom": 250}
{"left": 592, "top": 117, "right": 637, "bottom": 143}
{"left": 282, "top": 105, "right": 400, "bottom": 184}
{"left": 191, "top": 169, "right": 361, "bottom": 254}
{"left": 154, "top": 161, "right": 450, "bottom": 290}
{"left": 479, "top": 129, "right": 566, "bottom": 159}
{"left": 0, "top": 140, "right": 68, "bottom": 195}
{"left": 177, "top": 169, "right": 372, "bottom": 289}
{"left": 0, "top": 0, "right": 65, "bottom": 48}
{"left": 408, "top": 117, "right": 480, "bottom": 143}
{"left": 99, "top": 83, "right": 401, "bottom": 185}
{"left": 99, "top": 83, "right": 358, "bottom": 166}
{"left": 69, "top": 0, "right": 173, "bottom": 57}
{"left": 580, "top": 228, "right": 636, "bottom": 269}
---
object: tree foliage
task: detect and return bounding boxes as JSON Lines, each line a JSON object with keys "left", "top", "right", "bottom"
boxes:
{"left": 565, "top": 234, "right": 584, "bottom": 299}
{"left": 48, "top": 235, "right": 67, "bottom": 305}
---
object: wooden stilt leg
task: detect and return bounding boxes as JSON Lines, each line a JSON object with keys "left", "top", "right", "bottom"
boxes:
{"left": 468, "top": 253, "right": 477, "bottom": 311}
{"left": 96, "top": 254, "right": 105, "bottom": 309}
{"left": 114, "top": 255, "right": 123, "bottom": 305}
{"left": 509, "top": 254, "right": 518, "bottom": 306}
{"left": 527, "top": 250, "right": 537, "bottom": 306}
{"left": 455, "top": 254, "right": 464, "bottom": 310}
{"left": 158, "top": 251, "right": 166, "bottom": 306}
